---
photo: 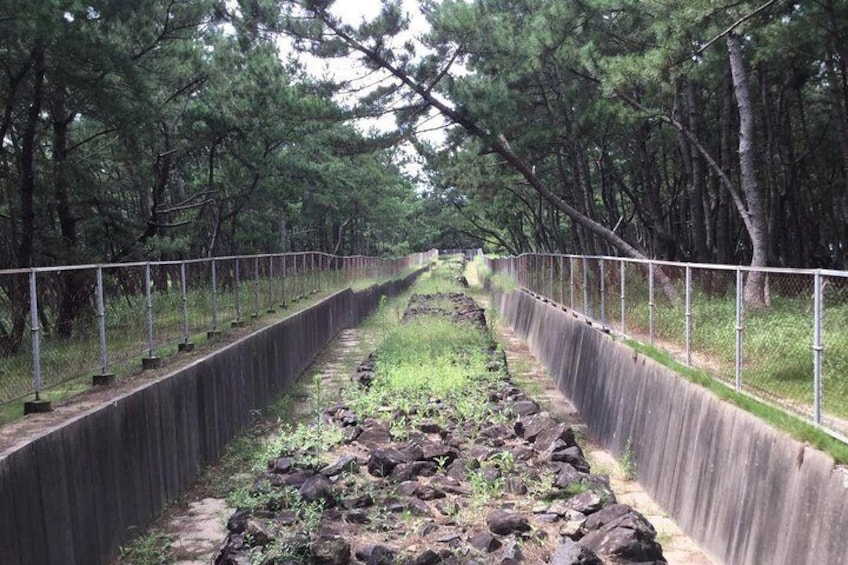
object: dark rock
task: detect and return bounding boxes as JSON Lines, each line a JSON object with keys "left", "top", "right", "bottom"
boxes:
{"left": 277, "top": 510, "right": 297, "bottom": 526}
{"left": 345, "top": 509, "right": 369, "bottom": 524}
{"left": 415, "top": 484, "right": 446, "bottom": 500}
{"left": 420, "top": 441, "right": 457, "bottom": 463}
{"left": 417, "top": 520, "right": 440, "bottom": 536}
{"left": 469, "top": 531, "right": 502, "bottom": 553}
{"left": 321, "top": 455, "right": 359, "bottom": 477}
{"left": 418, "top": 420, "right": 446, "bottom": 435}
{"left": 468, "top": 445, "right": 496, "bottom": 461}
{"left": 406, "top": 498, "right": 434, "bottom": 517}
{"left": 486, "top": 510, "right": 531, "bottom": 535}
{"left": 413, "top": 549, "right": 442, "bottom": 564}
{"left": 342, "top": 426, "right": 362, "bottom": 443}
{"left": 269, "top": 457, "right": 295, "bottom": 474}
{"left": 227, "top": 510, "right": 249, "bottom": 533}
{"left": 356, "top": 544, "right": 397, "bottom": 565}
{"left": 368, "top": 448, "right": 408, "bottom": 477}
{"left": 578, "top": 506, "right": 665, "bottom": 563}
{"left": 341, "top": 493, "right": 373, "bottom": 509}
{"left": 244, "top": 518, "right": 274, "bottom": 546}
{"left": 434, "top": 499, "right": 460, "bottom": 517}
{"left": 550, "top": 539, "right": 602, "bottom": 565}
{"left": 391, "top": 461, "right": 437, "bottom": 482}
{"left": 534, "top": 424, "right": 576, "bottom": 453}
{"left": 310, "top": 536, "right": 351, "bottom": 564}
{"left": 278, "top": 469, "right": 317, "bottom": 489}
{"left": 581, "top": 504, "right": 650, "bottom": 535}
{"left": 511, "top": 445, "right": 535, "bottom": 461}
{"left": 480, "top": 424, "right": 514, "bottom": 442}
{"left": 397, "top": 481, "right": 420, "bottom": 496}
{"left": 498, "top": 539, "right": 523, "bottom": 564}
{"left": 480, "top": 464, "right": 501, "bottom": 482}
{"left": 553, "top": 464, "right": 583, "bottom": 489}
{"left": 566, "top": 492, "right": 603, "bottom": 515}
{"left": 511, "top": 400, "right": 540, "bottom": 417}
{"left": 357, "top": 427, "right": 393, "bottom": 447}
{"left": 549, "top": 446, "right": 589, "bottom": 473}
{"left": 300, "top": 474, "right": 335, "bottom": 505}
{"left": 504, "top": 477, "right": 528, "bottom": 495}
{"left": 436, "top": 530, "right": 462, "bottom": 543}
{"left": 515, "top": 414, "right": 557, "bottom": 442}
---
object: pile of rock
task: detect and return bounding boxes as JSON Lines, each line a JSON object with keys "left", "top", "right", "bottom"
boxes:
{"left": 214, "top": 293, "right": 664, "bottom": 564}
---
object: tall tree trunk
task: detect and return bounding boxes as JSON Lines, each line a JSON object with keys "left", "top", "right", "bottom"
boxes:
{"left": 51, "top": 96, "right": 88, "bottom": 338}
{"left": 727, "top": 32, "right": 769, "bottom": 307}
{"left": 686, "top": 79, "right": 710, "bottom": 262}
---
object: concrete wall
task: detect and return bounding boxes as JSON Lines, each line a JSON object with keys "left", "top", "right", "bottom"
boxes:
{"left": 494, "top": 288, "right": 848, "bottom": 565}
{"left": 0, "top": 270, "right": 424, "bottom": 565}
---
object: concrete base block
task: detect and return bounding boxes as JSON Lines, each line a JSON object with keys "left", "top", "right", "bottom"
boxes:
{"left": 266, "top": 308, "right": 277, "bottom": 314}
{"left": 24, "top": 399, "right": 52, "bottom": 414}
{"left": 141, "top": 357, "right": 161, "bottom": 370}
{"left": 207, "top": 330, "right": 221, "bottom": 340}
{"left": 250, "top": 314, "right": 260, "bottom": 319}
{"left": 92, "top": 373, "right": 116, "bottom": 386}
{"left": 178, "top": 343, "right": 195, "bottom": 353}
{"left": 231, "top": 320, "right": 245, "bottom": 328}
{"left": 279, "top": 303, "right": 288, "bottom": 309}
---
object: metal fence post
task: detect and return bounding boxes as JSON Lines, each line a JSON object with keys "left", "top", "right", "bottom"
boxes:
{"left": 620, "top": 261, "right": 626, "bottom": 336}
{"left": 600, "top": 258, "right": 606, "bottom": 327}
{"left": 179, "top": 261, "right": 192, "bottom": 351}
{"left": 97, "top": 267, "right": 107, "bottom": 374}
{"left": 30, "top": 269, "right": 42, "bottom": 399}
{"left": 583, "top": 259, "right": 589, "bottom": 316}
{"left": 252, "top": 256, "right": 260, "bottom": 318}
{"left": 280, "top": 255, "right": 287, "bottom": 308}
{"left": 559, "top": 255, "right": 565, "bottom": 305}
{"left": 142, "top": 262, "right": 160, "bottom": 368}
{"left": 267, "top": 256, "right": 276, "bottom": 313}
{"left": 735, "top": 268, "right": 743, "bottom": 391}
{"left": 210, "top": 259, "right": 220, "bottom": 337}
{"left": 233, "top": 258, "right": 243, "bottom": 327}
{"left": 648, "top": 261, "right": 655, "bottom": 345}
{"left": 813, "top": 270, "right": 823, "bottom": 425}
{"left": 549, "top": 254, "right": 554, "bottom": 299}
{"left": 569, "top": 256, "right": 575, "bottom": 310}
{"left": 685, "top": 265, "right": 692, "bottom": 366}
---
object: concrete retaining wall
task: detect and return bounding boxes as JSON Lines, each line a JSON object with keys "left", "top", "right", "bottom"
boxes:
{"left": 493, "top": 288, "right": 848, "bottom": 565}
{"left": 0, "top": 270, "right": 424, "bottom": 565}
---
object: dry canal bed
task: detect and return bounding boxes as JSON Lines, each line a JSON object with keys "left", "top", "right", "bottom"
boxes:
{"left": 212, "top": 291, "right": 667, "bottom": 565}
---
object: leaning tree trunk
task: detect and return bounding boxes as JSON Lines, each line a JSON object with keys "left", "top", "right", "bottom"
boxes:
{"left": 727, "top": 32, "right": 769, "bottom": 308}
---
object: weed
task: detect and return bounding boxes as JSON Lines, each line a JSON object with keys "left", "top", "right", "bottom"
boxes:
{"left": 620, "top": 438, "right": 637, "bottom": 481}
{"left": 116, "top": 530, "right": 174, "bottom": 565}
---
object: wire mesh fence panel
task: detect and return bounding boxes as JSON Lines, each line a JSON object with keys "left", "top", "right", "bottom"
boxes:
{"left": 103, "top": 264, "right": 149, "bottom": 373}
{"left": 651, "top": 264, "right": 686, "bottom": 354}
{"left": 621, "top": 262, "right": 650, "bottom": 340}
{"left": 688, "top": 267, "right": 737, "bottom": 385}
{"left": 149, "top": 263, "right": 186, "bottom": 354}
{"left": 0, "top": 272, "right": 33, "bottom": 402}
{"left": 185, "top": 261, "right": 214, "bottom": 338}
{"left": 740, "top": 272, "right": 814, "bottom": 417}
{"left": 570, "top": 258, "right": 584, "bottom": 316}
{"left": 37, "top": 269, "right": 101, "bottom": 393}
{"left": 823, "top": 273, "right": 848, "bottom": 433}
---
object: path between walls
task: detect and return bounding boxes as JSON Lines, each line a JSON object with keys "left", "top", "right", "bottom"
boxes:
{"left": 479, "top": 292, "right": 718, "bottom": 565}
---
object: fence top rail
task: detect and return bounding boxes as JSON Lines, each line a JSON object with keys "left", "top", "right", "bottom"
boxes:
{"left": 486, "top": 253, "right": 848, "bottom": 278}
{"left": 0, "top": 249, "right": 436, "bottom": 277}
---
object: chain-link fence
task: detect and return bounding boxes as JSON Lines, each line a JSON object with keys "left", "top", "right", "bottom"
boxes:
{"left": 484, "top": 253, "right": 848, "bottom": 440}
{"left": 0, "top": 250, "right": 435, "bottom": 410}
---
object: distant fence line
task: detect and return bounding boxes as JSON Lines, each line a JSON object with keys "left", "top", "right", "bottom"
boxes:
{"left": 0, "top": 250, "right": 436, "bottom": 408}
{"left": 482, "top": 253, "right": 848, "bottom": 441}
